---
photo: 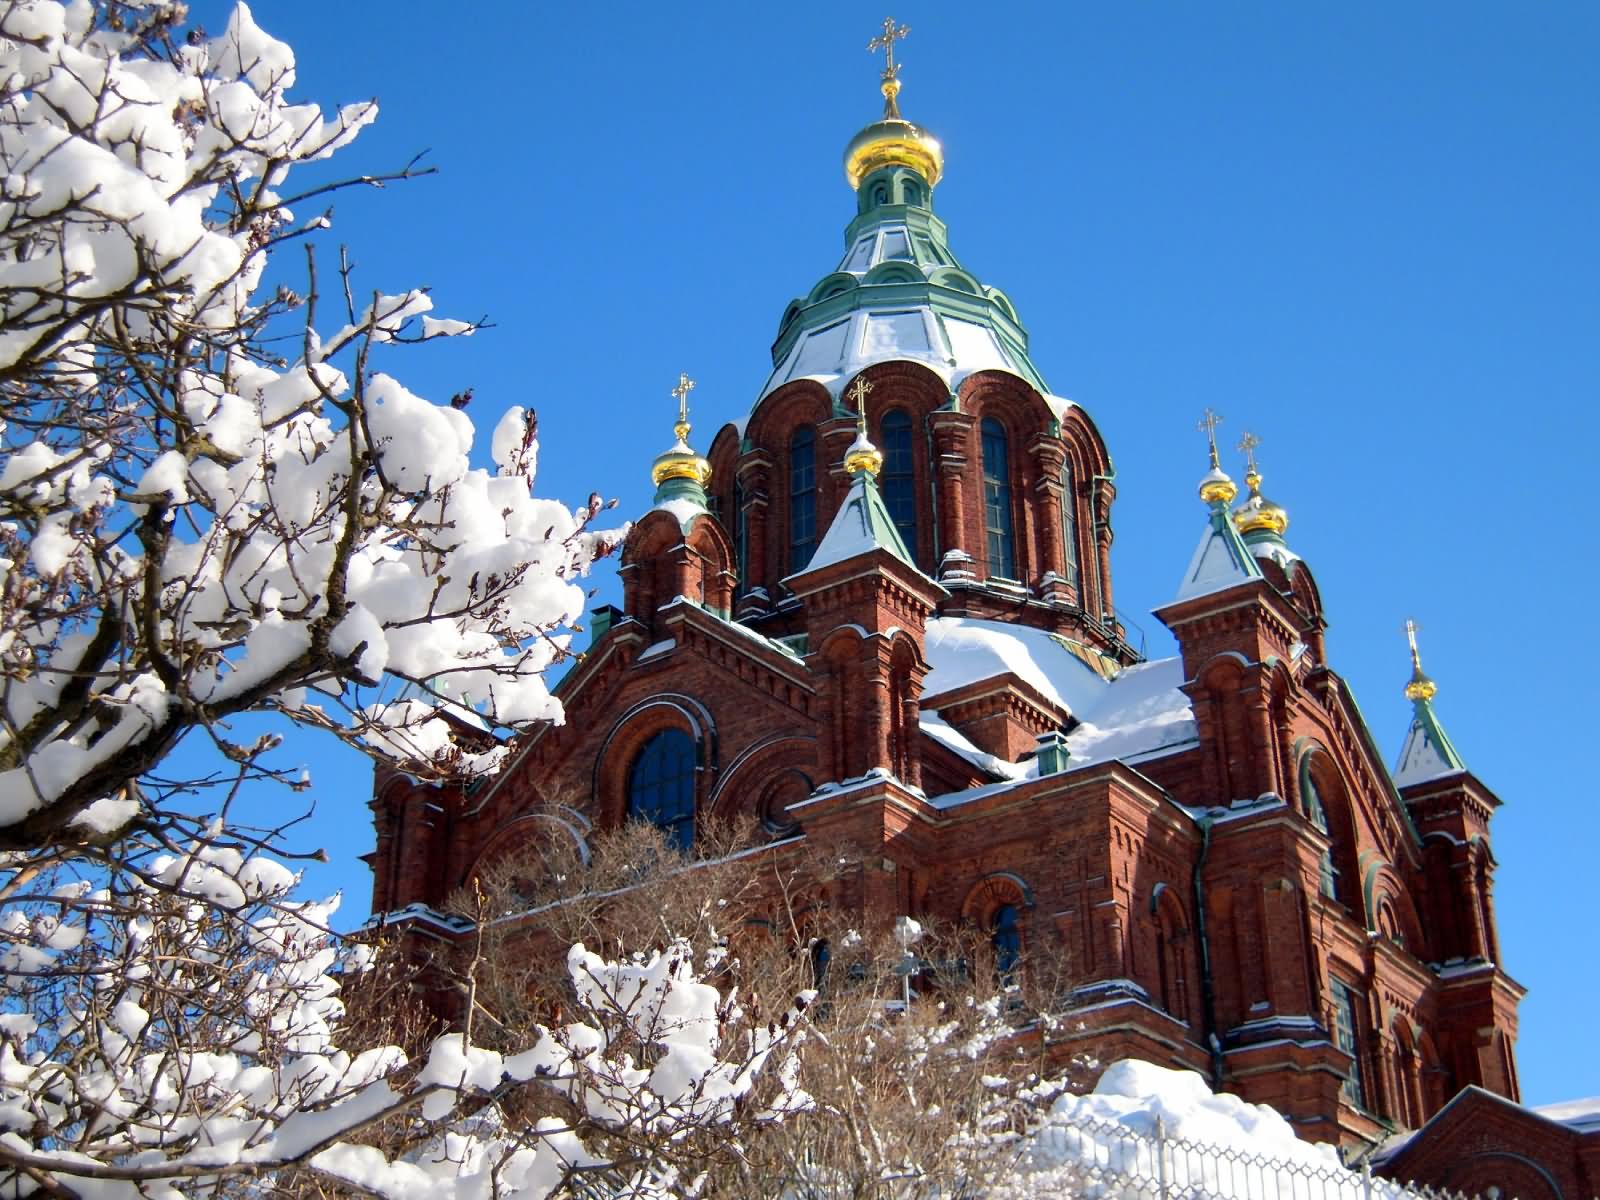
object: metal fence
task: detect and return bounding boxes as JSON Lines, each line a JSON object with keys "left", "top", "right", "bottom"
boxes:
{"left": 1010, "top": 1111, "right": 1479, "bottom": 1200}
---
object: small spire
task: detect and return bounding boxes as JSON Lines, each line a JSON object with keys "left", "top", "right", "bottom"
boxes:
{"left": 1403, "top": 618, "right": 1438, "bottom": 704}
{"left": 1232, "top": 431, "right": 1290, "bottom": 538}
{"left": 867, "top": 17, "right": 910, "bottom": 120}
{"left": 1195, "top": 407, "right": 1237, "bottom": 505}
{"left": 842, "top": 374, "right": 884, "bottom": 477}
{"left": 1237, "top": 430, "right": 1262, "bottom": 490}
{"left": 650, "top": 370, "right": 712, "bottom": 496}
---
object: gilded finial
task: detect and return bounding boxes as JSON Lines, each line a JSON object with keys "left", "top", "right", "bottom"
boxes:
{"left": 1237, "top": 431, "right": 1262, "bottom": 490}
{"left": 1195, "top": 407, "right": 1237, "bottom": 505}
{"left": 842, "top": 375, "right": 884, "bottom": 477}
{"left": 671, "top": 371, "right": 696, "bottom": 442}
{"left": 868, "top": 17, "right": 911, "bottom": 119}
{"left": 651, "top": 371, "right": 712, "bottom": 491}
{"left": 1403, "top": 618, "right": 1438, "bottom": 703}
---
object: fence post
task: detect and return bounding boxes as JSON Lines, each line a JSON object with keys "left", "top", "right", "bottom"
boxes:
{"left": 1155, "top": 1114, "right": 1170, "bottom": 1200}
{"left": 1363, "top": 1162, "right": 1374, "bottom": 1200}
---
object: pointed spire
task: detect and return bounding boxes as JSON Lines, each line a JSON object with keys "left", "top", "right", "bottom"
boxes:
{"left": 650, "top": 371, "right": 713, "bottom": 510}
{"left": 844, "top": 17, "right": 943, "bottom": 190}
{"left": 1175, "top": 409, "right": 1262, "bottom": 601}
{"left": 1394, "top": 619, "right": 1467, "bottom": 787}
{"left": 1231, "top": 431, "right": 1297, "bottom": 569}
{"left": 867, "top": 17, "right": 911, "bottom": 120}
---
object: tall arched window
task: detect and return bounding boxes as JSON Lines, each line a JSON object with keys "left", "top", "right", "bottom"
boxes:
{"left": 734, "top": 476, "right": 749, "bottom": 594}
{"left": 1060, "top": 461, "right": 1081, "bottom": 590}
{"left": 1302, "top": 765, "right": 1338, "bottom": 900}
{"left": 981, "top": 418, "right": 1016, "bottom": 579}
{"left": 992, "top": 903, "right": 1022, "bottom": 981}
{"left": 880, "top": 409, "right": 917, "bottom": 557}
{"left": 628, "top": 729, "right": 696, "bottom": 850}
{"left": 789, "top": 426, "right": 817, "bottom": 573}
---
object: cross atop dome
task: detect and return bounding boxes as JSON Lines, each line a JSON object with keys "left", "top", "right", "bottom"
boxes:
{"left": 1195, "top": 407, "right": 1237, "bottom": 506}
{"left": 868, "top": 17, "right": 911, "bottom": 118}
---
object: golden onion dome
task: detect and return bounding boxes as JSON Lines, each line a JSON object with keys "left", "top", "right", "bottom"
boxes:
{"left": 1233, "top": 467, "right": 1290, "bottom": 536}
{"left": 844, "top": 115, "right": 944, "bottom": 191}
{"left": 650, "top": 419, "right": 712, "bottom": 489}
{"left": 843, "top": 430, "right": 883, "bottom": 477}
{"left": 1198, "top": 465, "right": 1238, "bottom": 506}
{"left": 1403, "top": 619, "right": 1438, "bottom": 703}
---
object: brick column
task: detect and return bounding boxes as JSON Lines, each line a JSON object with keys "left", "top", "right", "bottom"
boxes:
{"left": 931, "top": 411, "right": 974, "bottom": 573}
{"left": 1030, "top": 434, "right": 1068, "bottom": 596}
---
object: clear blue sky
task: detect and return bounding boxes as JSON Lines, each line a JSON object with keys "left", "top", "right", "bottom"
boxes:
{"left": 212, "top": 3, "right": 1597, "bottom": 1106}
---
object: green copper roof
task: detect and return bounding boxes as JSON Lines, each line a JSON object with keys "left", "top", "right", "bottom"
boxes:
{"left": 1175, "top": 497, "right": 1264, "bottom": 602}
{"left": 789, "top": 468, "right": 917, "bottom": 579}
{"left": 1394, "top": 695, "right": 1467, "bottom": 788}
{"left": 758, "top": 163, "right": 1049, "bottom": 404}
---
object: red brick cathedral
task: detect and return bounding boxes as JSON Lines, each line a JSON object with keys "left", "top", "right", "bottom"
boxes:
{"left": 369, "top": 42, "right": 1522, "bottom": 1153}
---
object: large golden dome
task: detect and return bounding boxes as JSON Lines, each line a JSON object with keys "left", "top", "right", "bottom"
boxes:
{"left": 844, "top": 116, "right": 944, "bottom": 191}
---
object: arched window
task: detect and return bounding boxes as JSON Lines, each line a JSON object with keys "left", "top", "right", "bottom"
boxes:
{"left": 880, "top": 408, "right": 917, "bottom": 556}
{"left": 1302, "top": 766, "right": 1339, "bottom": 900}
{"left": 871, "top": 182, "right": 889, "bottom": 207}
{"left": 903, "top": 181, "right": 921, "bottom": 207}
{"left": 992, "top": 903, "right": 1022, "bottom": 981}
{"left": 1060, "top": 461, "right": 1081, "bottom": 590}
{"left": 981, "top": 418, "right": 1016, "bottom": 579}
{"left": 627, "top": 729, "right": 696, "bottom": 850}
{"left": 734, "top": 476, "right": 749, "bottom": 594}
{"left": 789, "top": 426, "right": 817, "bottom": 573}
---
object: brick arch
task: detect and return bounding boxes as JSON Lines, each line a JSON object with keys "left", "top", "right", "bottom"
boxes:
{"left": 706, "top": 732, "right": 818, "bottom": 832}
{"left": 961, "top": 871, "right": 1035, "bottom": 978}
{"left": 849, "top": 362, "right": 951, "bottom": 571}
{"left": 684, "top": 510, "right": 736, "bottom": 614}
{"left": 1295, "top": 740, "right": 1366, "bottom": 922}
{"left": 1441, "top": 1152, "right": 1565, "bottom": 1200}
{"left": 593, "top": 694, "right": 717, "bottom": 833}
{"left": 1196, "top": 652, "right": 1253, "bottom": 803}
{"left": 1149, "top": 882, "right": 1194, "bottom": 1026}
{"left": 1362, "top": 857, "right": 1426, "bottom": 951}
{"left": 464, "top": 806, "right": 593, "bottom": 890}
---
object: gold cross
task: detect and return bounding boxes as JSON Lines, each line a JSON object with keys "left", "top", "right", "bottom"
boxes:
{"left": 868, "top": 17, "right": 910, "bottom": 117}
{"left": 846, "top": 375, "right": 873, "bottom": 437}
{"left": 671, "top": 371, "right": 696, "bottom": 425}
{"left": 1196, "top": 407, "right": 1224, "bottom": 468}
{"left": 1403, "top": 618, "right": 1423, "bottom": 670}
{"left": 868, "top": 17, "right": 910, "bottom": 78}
{"left": 1236, "top": 431, "right": 1261, "bottom": 471}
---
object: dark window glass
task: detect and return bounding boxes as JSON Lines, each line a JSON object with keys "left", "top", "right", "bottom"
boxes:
{"left": 881, "top": 409, "right": 917, "bottom": 556}
{"left": 734, "top": 477, "right": 749, "bottom": 594}
{"left": 1060, "top": 462, "right": 1080, "bottom": 589}
{"left": 1331, "top": 978, "right": 1366, "bottom": 1108}
{"left": 1304, "top": 770, "right": 1338, "bottom": 900}
{"left": 627, "top": 729, "right": 695, "bottom": 850}
{"left": 789, "top": 427, "right": 817, "bottom": 573}
{"left": 981, "top": 418, "right": 1016, "bottom": 579}
{"left": 992, "top": 903, "right": 1021, "bottom": 981}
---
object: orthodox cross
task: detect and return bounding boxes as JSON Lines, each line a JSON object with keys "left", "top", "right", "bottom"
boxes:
{"left": 672, "top": 371, "right": 695, "bottom": 437}
{"left": 868, "top": 17, "right": 910, "bottom": 117}
{"left": 846, "top": 375, "right": 873, "bottom": 438}
{"left": 1403, "top": 618, "right": 1424, "bottom": 671}
{"left": 1196, "top": 407, "right": 1224, "bottom": 468}
{"left": 1237, "top": 431, "right": 1261, "bottom": 475}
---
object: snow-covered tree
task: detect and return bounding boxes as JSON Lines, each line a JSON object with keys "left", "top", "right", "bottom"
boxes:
{"left": 0, "top": 0, "right": 619, "bottom": 852}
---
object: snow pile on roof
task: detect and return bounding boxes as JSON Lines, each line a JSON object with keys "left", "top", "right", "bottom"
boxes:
{"left": 920, "top": 714, "right": 1031, "bottom": 781}
{"left": 1064, "top": 658, "right": 1197, "bottom": 768}
{"left": 1532, "top": 1096, "right": 1600, "bottom": 1134}
{"left": 923, "top": 617, "right": 1107, "bottom": 716}
{"left": 991, "top": 1059, "right": 1379, "bottom": 1199}
{"left": 650, "top": 495, "right": 708, "bottom": 530}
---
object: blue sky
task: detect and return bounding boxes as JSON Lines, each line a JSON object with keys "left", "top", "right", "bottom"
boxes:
{"left": 211, "top": 3, "right": 1597, "bottom": 1106}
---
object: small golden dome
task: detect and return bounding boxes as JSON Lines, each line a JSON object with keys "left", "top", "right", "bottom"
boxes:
{"left": 844, "top": 116, "right": 944, "bottom": 191}
{"left": 1405, "top": 670, "right": 1438, "bottom": 704}
{"left": 1198, "top": 466, "right": 1238, "bottom": 506}
{"left": 651, "top": 420, "right": 712, "bottom": 489}
{"left": 843, "top": 432, "right": 884, "bottom": 477}
{"left": 1234, "top": 466, "right": 1290, "bottom": 536}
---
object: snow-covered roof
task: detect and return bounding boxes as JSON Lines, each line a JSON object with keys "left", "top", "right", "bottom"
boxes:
{"left": 923, "top": 617, "right": 1109, "bottom": 716}
{"left": 1175, "top": 505, "right": 1263, "bottom": 602}
{"left": 649, "top": 495, "right": 710, "bottom": 531}
{"left": 920, "top": 713, "right": 1031, "bottom": 782}
{"left": 1531, "top": 1096, "right": 1600, "bottom": 1134}
{"left": 795, "top": 470, "right": 916, "bottom": 576}
{"left": 1393, "top": 701, "right": 1466, "bottom": 788}
{"left": 1063, "top": 657, "right": 1197, "bottom": 768}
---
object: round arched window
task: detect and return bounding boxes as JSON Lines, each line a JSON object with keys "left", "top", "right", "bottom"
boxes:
{"left": 992, "top": 903, "right": 1022, "bottom": 980}
{"left": 628, "top": 729, "right": 696, "bottom": 850}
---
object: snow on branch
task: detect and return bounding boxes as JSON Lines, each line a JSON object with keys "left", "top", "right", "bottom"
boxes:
{"left": 0, "top": 1, "right": 625, "bottom": 848}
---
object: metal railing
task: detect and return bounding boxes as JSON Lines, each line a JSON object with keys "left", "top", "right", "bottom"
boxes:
{"left": 1004, "top": 1111, "right": 1481, "bottom": 1200}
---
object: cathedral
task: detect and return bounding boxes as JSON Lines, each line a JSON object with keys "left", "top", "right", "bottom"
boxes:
{"left": 368, "top": 27, "right": 1523, "bottom": 1160}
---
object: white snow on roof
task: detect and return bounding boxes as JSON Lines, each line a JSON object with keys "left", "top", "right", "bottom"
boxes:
{"left": 1064, "top": 658, "right": 1197, "bottom": 768}
{"left": 794, "top": 472, "right": 913, "bottom": 576}
{"left": 1176, "top": 511, "right": 1260, "bottom": 602}
{"left": 1532, "top": 1096, "right": 1600, "bottom": 1134}
{"left": 650, "top": 496, "right": 708, "bottom": 530}
{"left": 923, "top": 617, "right": 1107, "bottom": 716}
{"left": 920, "top": 713, "right": 1031, "bottom": 782}
{"left": 1393, "top": 719, "right": 1463, "bottom": 788}
{"left": 1249, "top": 538, "right": 1301, "bottom": 568}
{"left": 758, "top": 305, "right": 1037, "bottom": 402}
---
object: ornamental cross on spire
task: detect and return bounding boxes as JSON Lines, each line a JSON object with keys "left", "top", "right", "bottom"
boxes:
{"left": 868, "top": 17, "right": 910, "bottom": 118}
{"left": 1404, "top": 617, "right": 1423, "bottom": 672}
{"left": 1196, "top": 407, "right": 1224, "bottom": 469}
{"left": 671, "top": 371, "right": 695, "bottom": 438}
{"left": 1237, "top": 431, "right": 1261, "bottom": 475}
{"left": 846, "top": 375, "right": 873, "bottom": 436}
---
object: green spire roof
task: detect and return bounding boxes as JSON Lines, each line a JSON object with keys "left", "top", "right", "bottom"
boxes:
{"left": 1394, "top": 636, "right": 1467, "bottom": 787}
{"left": 789, "top": 468, "right": 916, "bottom": 579}
{"left": 1175, "top": 488, "right": 1264, "bottom": 602}
{"left": 758, "top": 162, "right": 1049, "bottom": 405}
